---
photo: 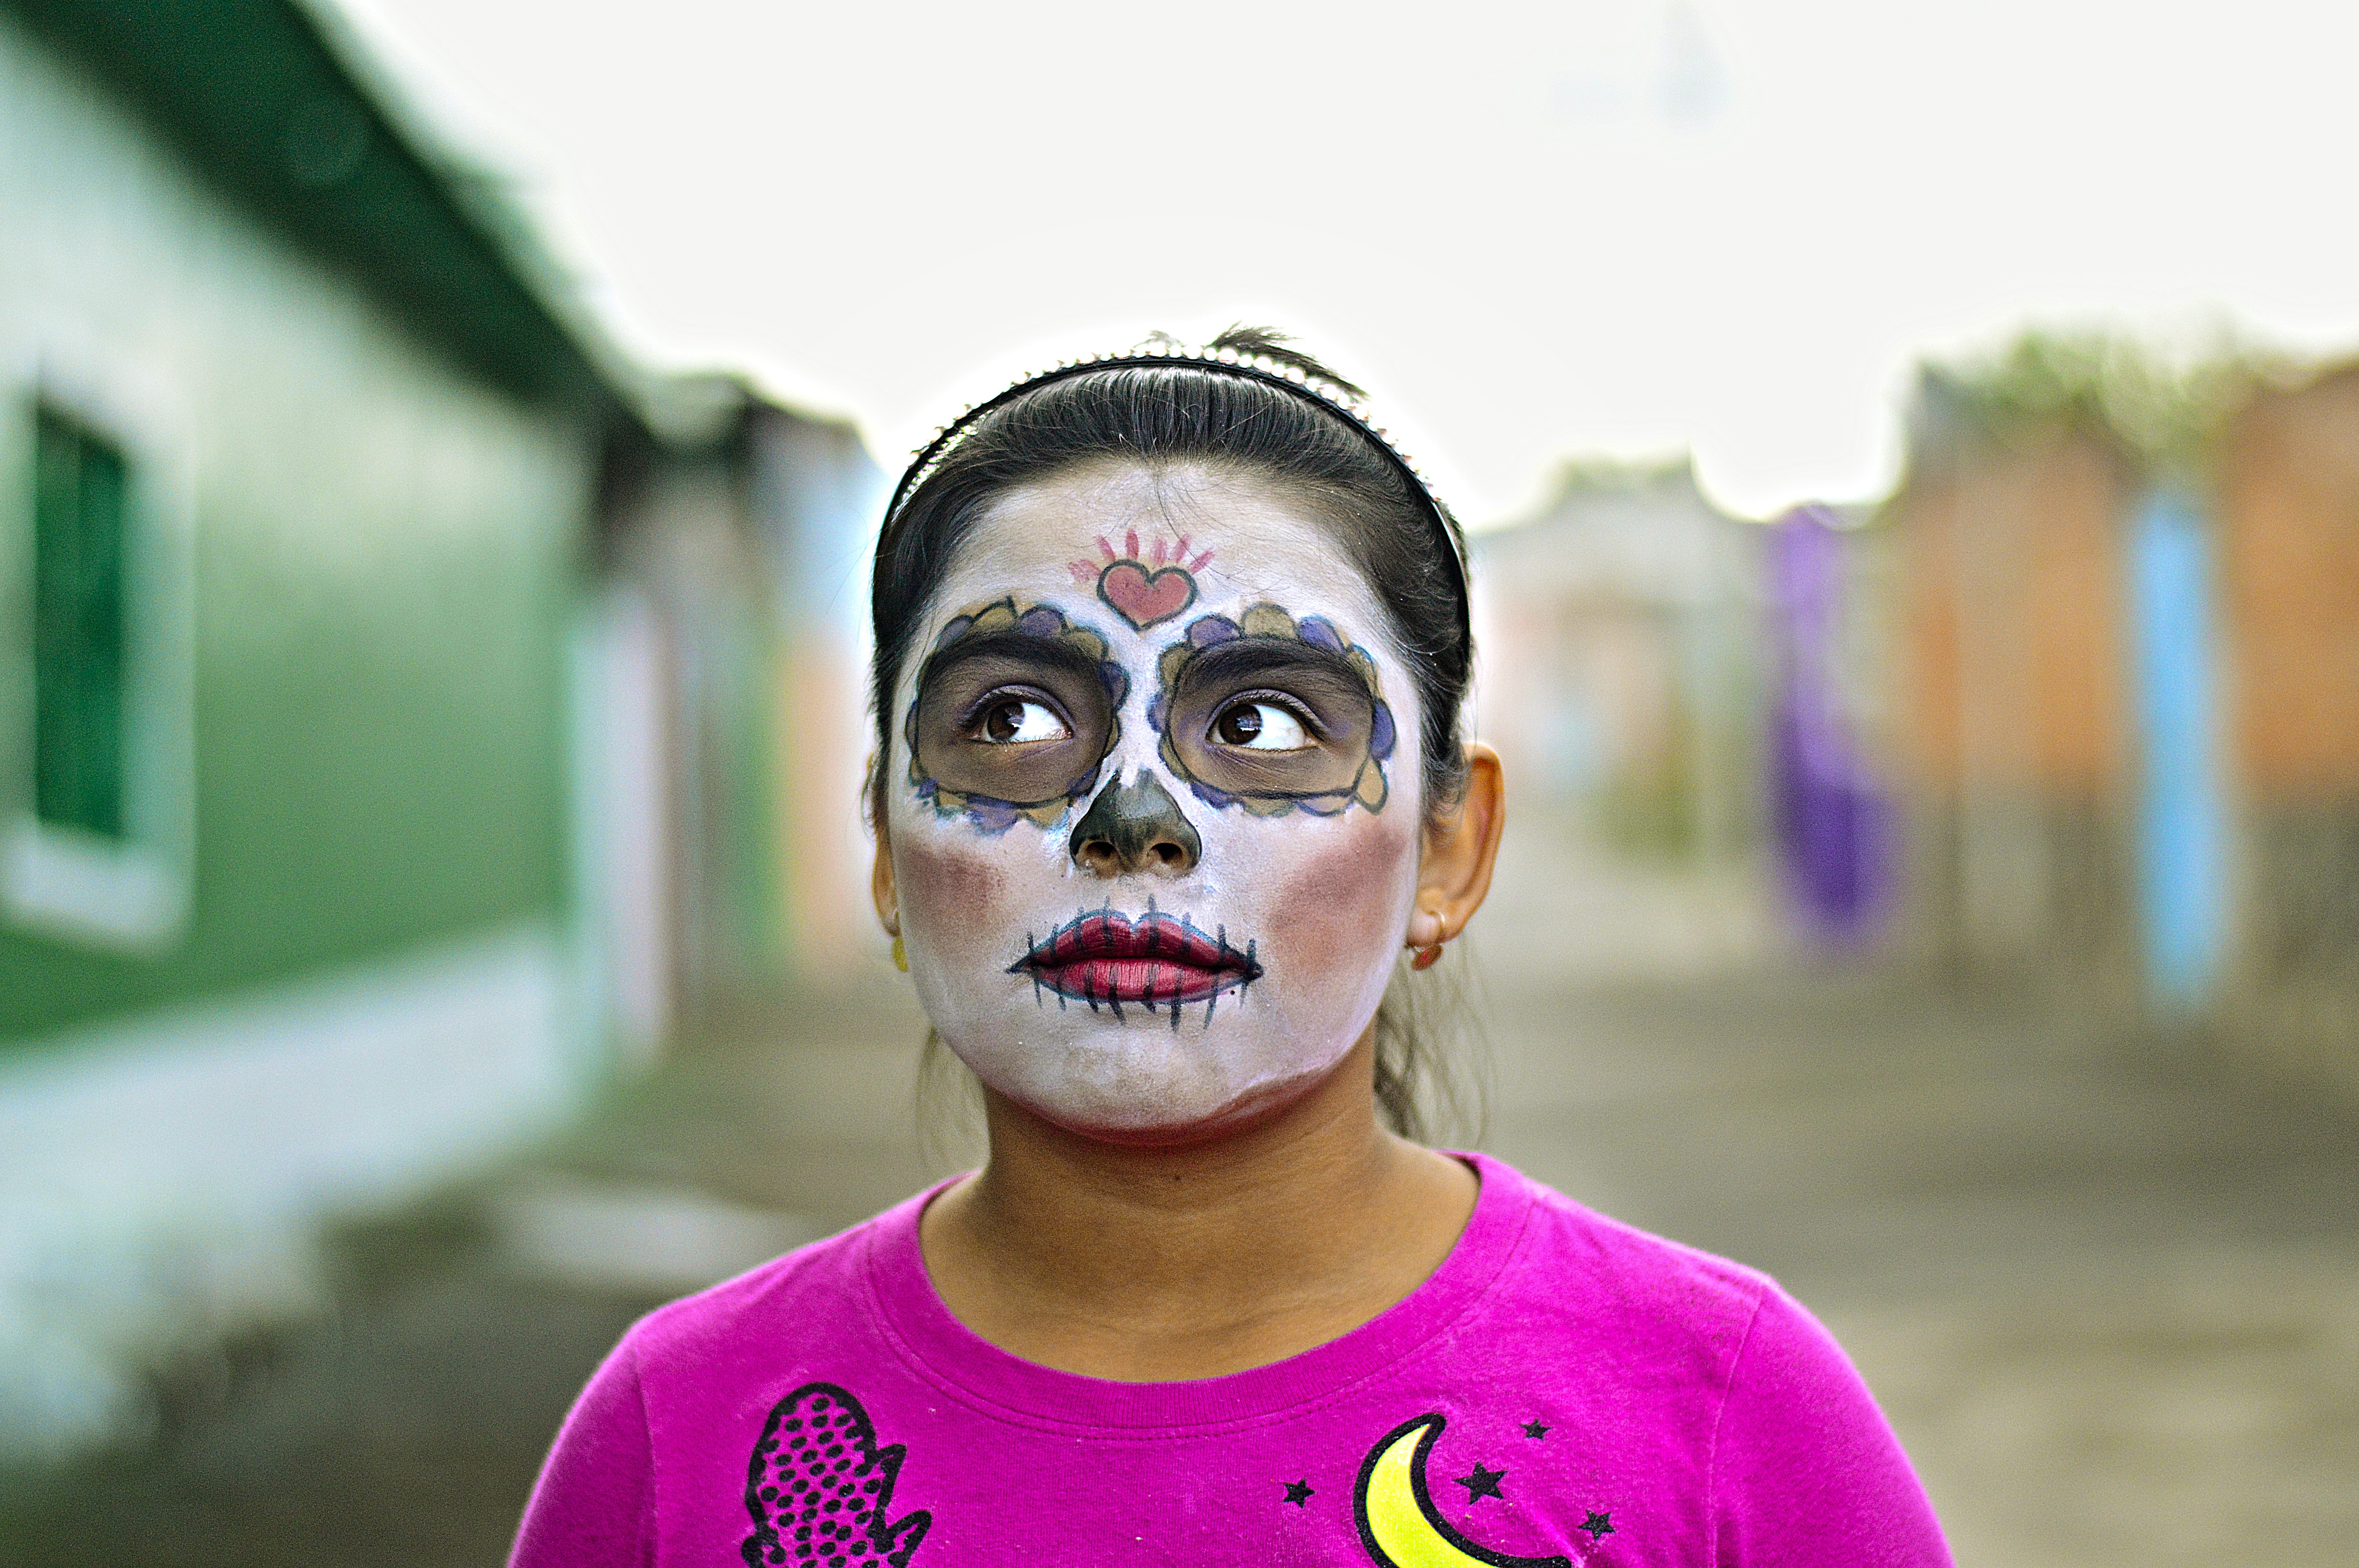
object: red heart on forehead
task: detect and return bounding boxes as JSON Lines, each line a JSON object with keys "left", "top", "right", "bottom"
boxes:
{"left": 1098, "top": 561, "right": 1198, "bottom": 630}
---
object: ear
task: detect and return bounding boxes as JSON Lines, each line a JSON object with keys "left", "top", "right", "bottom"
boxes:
{"left": 1405, "top": 742, "right": 1505, "bottom": 951}
{"left": 869, "top": 761, "right": 900, "bottom": 939}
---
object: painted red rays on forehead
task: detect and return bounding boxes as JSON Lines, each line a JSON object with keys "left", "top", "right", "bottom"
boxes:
{"left": 1068, "top": 529, "right": 1213, "bottom": 632}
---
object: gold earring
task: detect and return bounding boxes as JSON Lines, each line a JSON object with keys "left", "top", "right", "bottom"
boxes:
{"left": 891, "top": 936, "right": 908, "bottom": 973}
{"left": 1411, "top": 943, "right": 1444, "bottom": 971}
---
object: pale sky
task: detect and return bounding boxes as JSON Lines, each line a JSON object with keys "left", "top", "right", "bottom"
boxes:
{"left": 334, "top": 0, "right": 2359, "bottom": 522}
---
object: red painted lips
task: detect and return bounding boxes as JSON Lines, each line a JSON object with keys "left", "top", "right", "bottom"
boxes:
{"left": 1010, "top": 909, "right": 1261, "bottom": 1015}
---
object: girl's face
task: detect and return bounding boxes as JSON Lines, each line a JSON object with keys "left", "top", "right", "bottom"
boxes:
{"left": 881, "top": 463, "right": 1427, "bottom": 1142}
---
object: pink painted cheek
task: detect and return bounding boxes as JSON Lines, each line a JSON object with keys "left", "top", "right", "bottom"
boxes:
{"left": 1265, "top": 817, "right": 1418, "bottom": 985}
{"left": 895, "top": 834, "right": 1011, "bottom": 936}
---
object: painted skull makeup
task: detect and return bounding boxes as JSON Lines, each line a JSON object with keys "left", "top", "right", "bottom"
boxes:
{"left": 1150, "top": 603, "right": 1396, "bottom": 817}
{"left": 905, "top": 599, "right": 1129, "bottom": 833}
{"left": 887, "top": 467, "right": 1426, "bottom": 1138}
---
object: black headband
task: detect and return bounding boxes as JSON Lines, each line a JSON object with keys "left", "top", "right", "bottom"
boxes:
{"left": 882, "top": 343, "right": 1471, "bottom": 655}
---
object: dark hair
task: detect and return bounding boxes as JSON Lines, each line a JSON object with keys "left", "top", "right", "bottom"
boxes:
{"left": 873, "top": 327, "right": 1479, "bottom": 1140}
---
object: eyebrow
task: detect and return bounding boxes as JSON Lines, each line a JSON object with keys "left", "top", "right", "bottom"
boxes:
{"left": 917, "top": 628, "right": 1107, "bottom": 693}
{"left": 1172, "top": 637, "right": 1375, "bottom": 699}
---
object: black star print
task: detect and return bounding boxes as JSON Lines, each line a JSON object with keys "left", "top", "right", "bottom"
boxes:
{"left": 1281, "top": 1479, "right": 1314, "bottom": 1507}
{"left": 1454, "top": 1462, "right": 1505, "bottom": 1503}
{"left": 1521, "top": 1419, "right": 1549, "bottom": 1440}
{"left": 1580, "top": 1510, "right": 1615, "bottom": 1540}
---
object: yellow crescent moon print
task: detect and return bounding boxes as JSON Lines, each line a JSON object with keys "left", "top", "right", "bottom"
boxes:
{"left": 1352, "top": 1414, "right": 1572, "bottom": 1568}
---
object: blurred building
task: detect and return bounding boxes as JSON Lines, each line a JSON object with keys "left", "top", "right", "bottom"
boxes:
{"left": 1470, "top": 459, "right": 1784, "bottom": 977}
{"left": 2215, "top": 364, "right": 2359, "bottom": 1086}
{"left": 0, "top": 0, "right": 875, "bottom": 1457}
{"left": 586, "top": 380, "right": 880, "bottom": 1054}
{"left": 1475, "top": 457, "right": 1760, "bottom": 861}
{"left": 1883, "top": 341, "right": 2359, "bottom": 1088}
{"left": 1884, "top": 392, "right": 2143, "bottom": 1002}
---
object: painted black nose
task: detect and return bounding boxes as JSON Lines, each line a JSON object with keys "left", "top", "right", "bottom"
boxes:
{"left": 1069, "top": 770, "right": 1200, "bottom": 878}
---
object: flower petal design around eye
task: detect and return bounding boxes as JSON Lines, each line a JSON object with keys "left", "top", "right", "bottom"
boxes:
{"left": 1154, "top": 603, "right": 1397, "bottom": 818}
{"left": 907, "top": 597, "right": 1125, "bottom": 832}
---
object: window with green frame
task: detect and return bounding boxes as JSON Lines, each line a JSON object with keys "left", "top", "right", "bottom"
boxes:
{"left": 32, "top": 401, "right": 130, "bottom": 841}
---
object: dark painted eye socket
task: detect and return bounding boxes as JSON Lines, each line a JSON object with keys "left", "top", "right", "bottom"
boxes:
{"left": 914, "top": 651, "right": 1112, "bottom": 808}
{"left": 1151, "top": 606, "right": 1393, "bottom": 817}
{"left": 1168, "top": 659, "right": 1373, "bottom": 800}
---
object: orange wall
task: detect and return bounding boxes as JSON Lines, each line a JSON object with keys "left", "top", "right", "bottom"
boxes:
{"left": 2220, "top": 368, "right": 2359, "bottom": 800}
{"left": 1890, "top": 430, "right": 2129, "bottom": 800}
{"left": 1894, "top": 472, "right": 1966, "bottom": 789}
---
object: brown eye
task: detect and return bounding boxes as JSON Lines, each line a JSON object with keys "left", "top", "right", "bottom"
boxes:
{"left": 1212, "top": 701, "right": 1310, "bottom": 751}
{"left": 977, "top": 697, "right": 1069, "bottom": 744}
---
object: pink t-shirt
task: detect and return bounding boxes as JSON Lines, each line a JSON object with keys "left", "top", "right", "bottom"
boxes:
{"left": 512, "top": 1154, "right": 1949, "bottom": 1567}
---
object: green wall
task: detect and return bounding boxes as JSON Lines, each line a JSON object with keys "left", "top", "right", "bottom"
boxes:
{"left": 0, "top": 17, "right": 592, "bottom": 1041}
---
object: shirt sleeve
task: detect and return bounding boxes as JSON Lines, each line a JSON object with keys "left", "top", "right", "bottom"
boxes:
{"left": 510, "top": 1334, "right": 658, "bottom": 1568}
{"left": 1708, "top": 1285, "right": 1952, "bottom": 1567}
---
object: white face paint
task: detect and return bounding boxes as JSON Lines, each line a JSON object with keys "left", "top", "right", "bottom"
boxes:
{"left": 886, "top": 463, "right": 1427, "bottom": 1142}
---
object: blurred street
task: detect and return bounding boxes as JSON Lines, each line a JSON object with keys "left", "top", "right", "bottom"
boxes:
{"left": 6, "top": 5, "right": 2358, "bottom": 1565}
{"left": 4, "top": 830, "right": 2353, "bottom": 1568}
{"left": 1477, "top": 844, "right": 2359, "bottom": 1567}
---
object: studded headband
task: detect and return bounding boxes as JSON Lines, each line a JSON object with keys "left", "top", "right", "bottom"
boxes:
{"left": 881, "top": 341, "right": 1471, "bottom": 652}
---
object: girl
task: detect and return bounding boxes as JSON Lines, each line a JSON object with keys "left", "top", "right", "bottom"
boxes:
{"left": 513, "top": 328, "right": 1950, "bottom": 1566}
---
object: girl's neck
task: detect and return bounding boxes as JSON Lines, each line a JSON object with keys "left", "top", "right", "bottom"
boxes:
{"left": 916, "top": 1033, "right": 1478, "bottom": 1381}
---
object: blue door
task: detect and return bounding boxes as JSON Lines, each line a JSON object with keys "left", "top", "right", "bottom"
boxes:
{"left": 2129, "top": 491, "right": 2228, "bottom": 1011}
